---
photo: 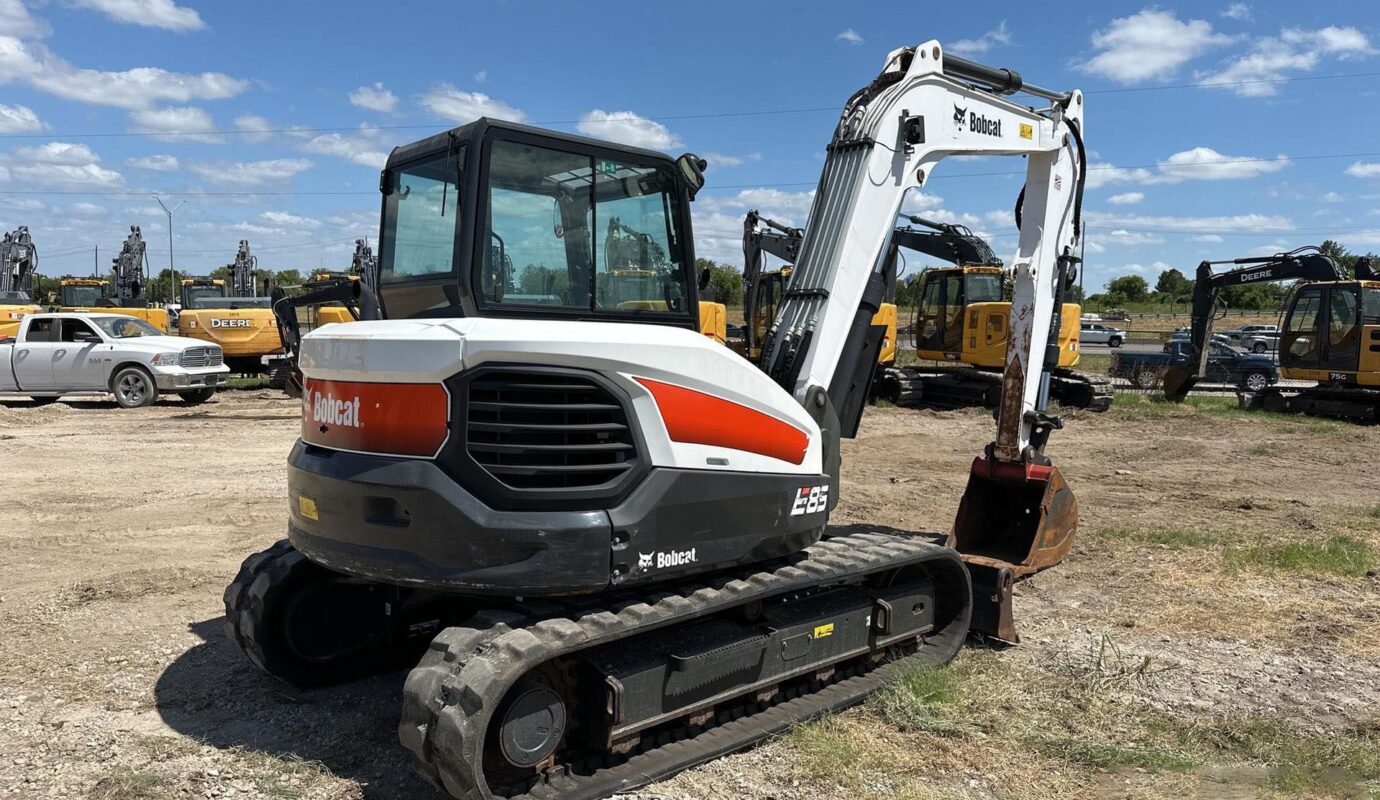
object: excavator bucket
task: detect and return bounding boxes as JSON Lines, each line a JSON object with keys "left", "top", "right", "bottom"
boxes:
{"left": 947, "top": 457, "right": 1078, "bottom": 642}
{"left": 1162, "top": 365, "right": 1197, "bottom": 401}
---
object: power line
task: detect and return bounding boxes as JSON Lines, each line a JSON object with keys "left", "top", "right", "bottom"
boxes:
{"left": 2, "top": 71, "right": 1378, "bottom": 141}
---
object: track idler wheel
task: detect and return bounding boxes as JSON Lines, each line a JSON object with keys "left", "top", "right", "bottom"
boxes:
{"left": 223, "top": 539, "right": 455, "bottom": 687}
{"left": 948, "top": 457, "right": 1077, "bottom": 643}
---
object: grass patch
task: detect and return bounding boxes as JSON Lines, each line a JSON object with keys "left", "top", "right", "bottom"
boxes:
{"left": 868, "top": 663, "right": 965, "bottom": 734}
{"left": 90, "top": 768, "right": 168, "bottom": 800}
{"left": 1052, "top": 634, "right": 1177, "bottom": 695}
{"left": 1098, "top": 526, "right": 1219, "bottom": 549}
{"left": 1224, "top": 535, "right": 1375, "bottom": 578}
{"left": 136, "top": 734, "right": 199, "bottom": 762}
{"left": 226, "top": 376, "right": 270, "bottom": 390}
{"left": 1028, "top": 734, "right": 1196, "bottom": 772}
{"left": 1246, "top": 442, "right": 1274, "bottom": 456}
{"left": 1178, "top": 718, "right": 1380, "bottom": 796}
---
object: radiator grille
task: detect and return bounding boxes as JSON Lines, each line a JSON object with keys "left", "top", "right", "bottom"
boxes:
{"left": 179, "top": 346, "right": 222, "bottom": 368}
{"left": 465, "top": 370, "right": 637, "bottom": 490}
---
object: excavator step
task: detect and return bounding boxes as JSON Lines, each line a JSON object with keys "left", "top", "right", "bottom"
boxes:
{"left": 398, "top": 532, "right": 971, "bottom": 800}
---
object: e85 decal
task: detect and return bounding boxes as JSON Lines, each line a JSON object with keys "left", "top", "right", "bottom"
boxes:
{"left": 790, "top": 484, "right": 829, "bottom": 516}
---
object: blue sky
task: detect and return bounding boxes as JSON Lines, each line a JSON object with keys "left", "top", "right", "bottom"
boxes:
{"left": 0, "top": 0, "right": 1377, "bottom": 291}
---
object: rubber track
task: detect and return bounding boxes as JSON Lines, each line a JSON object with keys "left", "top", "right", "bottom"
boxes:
{"left": 399, "top": 532, "right": 971, "bottom": 800}
{"left": 222, "top": 538, "right": 299, "bottom": 675}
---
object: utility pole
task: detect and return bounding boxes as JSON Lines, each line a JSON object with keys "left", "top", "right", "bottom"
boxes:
{"left": 153, "top": 196, "right": 186, "bottom": 306}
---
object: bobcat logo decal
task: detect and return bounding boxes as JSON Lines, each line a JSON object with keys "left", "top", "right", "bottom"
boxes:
{"left": 637, "top": 552, "right": 654, "bottom": 571}
{"left": 953, "top": 104, "right": 967, "bottom": 127}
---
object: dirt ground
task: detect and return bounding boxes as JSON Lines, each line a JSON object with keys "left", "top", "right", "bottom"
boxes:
{"left": 1, "top": 390, "right": 1377, "bottom": 799}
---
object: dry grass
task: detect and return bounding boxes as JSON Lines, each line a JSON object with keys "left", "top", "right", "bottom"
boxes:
{"left": 89, "top": 768, "right": 169, "bottom": 800}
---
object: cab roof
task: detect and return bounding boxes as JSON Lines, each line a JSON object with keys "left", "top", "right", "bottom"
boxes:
{"left": 385, "top": 117, "right": 679, "bottom": 171}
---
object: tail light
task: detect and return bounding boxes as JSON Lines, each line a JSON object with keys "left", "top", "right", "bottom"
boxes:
{"left": 300, "top": 378, "right": 449, "bottom": 458}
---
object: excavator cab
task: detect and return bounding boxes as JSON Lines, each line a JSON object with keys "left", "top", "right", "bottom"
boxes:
{"left": 376, "top": 118, "right": 703, "bottom": 328}
{"left": 913, "top": 265, "right": 1004, "bottom": 358}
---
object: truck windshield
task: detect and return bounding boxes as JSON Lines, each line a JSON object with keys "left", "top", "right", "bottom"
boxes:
{"left": 94, "top": 317, "right": 162, "bottom": 338}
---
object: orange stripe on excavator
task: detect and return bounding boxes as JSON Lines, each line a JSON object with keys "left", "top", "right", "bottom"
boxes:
{"left": 634, "top": 377, "right": 808, "bottom": 465}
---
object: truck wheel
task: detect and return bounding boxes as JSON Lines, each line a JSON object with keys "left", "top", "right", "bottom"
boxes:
{"left": 1241, "top": 371, "right": 1270, "bottom": 393}
{"left": 1251, "top": 342, "right": 1267, "bottom": 354}
{"left": 1133, "top": 368, "right": 1160, "bottom": 390}
{"left": 180, "top": 388, "right": 216, "bottom": 405}
{"left": 112, "top": 366, "right": 157, "bottom": 408}
{"left": 1108, "top": 336, "right": 1123, "bottom": 349}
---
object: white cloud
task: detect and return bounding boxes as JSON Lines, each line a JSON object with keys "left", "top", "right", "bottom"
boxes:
{"left": 0, "top": 140, "right": 124, "bottom": 189}
{"left": 702, "top": 152, "right": 761, "bottom": 168}
{"left": 1085, "top": 163, "right": 1155, "bottom": 190}
{"left": 474, "top": 70, "right": 487, "bottom": 84}
{"left": 0, "top": 0, "right": 49, "bottom": 38}
{"left": 1083, "top": 9, "right": 1231, "bottom": 83}
{"left": 1107, "top": 192, "right": 1144, "bottom": 206}
{"left": 1104, "top": 229, "right": 1165, "bottom": 246}
{"left": 1086, "top": 210, "right": 1294, "bottom": 233}
{"left": 1193, "top": 234, "right": 1225, "bottom": 242}
{"left": 69, "top": 0, "right": 205, "bottom": 32}
{"left": 1198, "top": 26, "right": 1373, "bottom": 96}
{"left": 836, "top": 29, "right": 863, "bottom": 45}
{"left": 349, "top": 82, "right": 397, "bottom": 113}
{"left": 126, "top": 153, "right": 178, "bottom": 171}
{"left": 260, "top": 211, "right": 321, "bottom": 229}
{"left": 296, "top": 124, "right": 389, "bottom": 169}
{"left": 577, "top": 110, "right": 681, "bottom": 151}
{"left": 1320, "top": 191, "right": 1344, "bottom": 204}
{"left": 1220, "top": 3, "right": 1251, "bottom": 21}
{"left": 949, "top": 21, "right": 1011, "bottom": 57}
{"left": 187, "top": 158, "right": 312, "bottom": 186}
{"left": 1347, "top": 162, "right": 1380, "bottom": 178}
{"left": 68, "top": 201, "right": 106, "bottom": 216}
{"left": 128, "top": 105, "right": 220, "bottom": 142}
{"left": 422, "top": 84, "right": 526, "bottom": 123}
{"left": 0, "top": 37, "right": 248, "bottom": 109}
{"left": 233, "top": 113, "right": 271, "bottom": 143}
{"left": 0, "top": 102, "right": 43, "bottom": 133}
{"left": 691, "top": 187, "right": 816, "bottom": 263}
{"left": 1156, "top": 147, "right": 1288, "bottom": 181}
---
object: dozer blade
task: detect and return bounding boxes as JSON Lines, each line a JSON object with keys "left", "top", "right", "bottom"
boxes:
{"left": 947, "top": 457, "right": 1077, "bottom": 643}
{"left": 1162, "top": 365, "right": 1197, "bottom": 401}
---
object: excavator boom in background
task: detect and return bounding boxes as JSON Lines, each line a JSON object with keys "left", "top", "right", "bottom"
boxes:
{"left": 176, "top": 240, "right": 284, "bottom": 374}
{"left": 55, "top": 226, "right": 170, "bottom": 331}
{"left": 1165, "top": 246, "right": 1380, "bottom": 422}
{"left": 225, "top": 41, "right": 1088, "bottom": 800}
{"left": 0, "top": 227, "right": 41, "bottom": 338}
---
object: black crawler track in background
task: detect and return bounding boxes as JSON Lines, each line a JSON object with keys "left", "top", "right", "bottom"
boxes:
{"left": 398, "top": 532, "right": 971, "bottom": 800}
{"left": 880, "top": 365, "right": 1114, "bottom": 412}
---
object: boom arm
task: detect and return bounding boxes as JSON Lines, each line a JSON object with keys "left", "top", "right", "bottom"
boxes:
{"left": 1164, "top": 246, "right": 1345, "bottom": 399}
{"left": 111, "top": 226, "right": 146, "bottom": 304}
{"left": 742, "top": 211, "right": 804, "bottom": 354}
{"left": 761, "top": 41, "right": 1085, "bottom": 462}
{"left": 892, "top": 215, "right": 1002, "bottom": 268}
{"left": 229, "top": 240, "right": 257, "bottom": 298}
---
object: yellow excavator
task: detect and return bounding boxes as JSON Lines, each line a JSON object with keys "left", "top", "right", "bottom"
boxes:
{"left": 176, "top": 240, "right": 283, "bottom": 374}
{"left": 55, "top": 227, "right": 171, "bottom": 331}
{"left": 746, "top": 212, "right": 1107, "bottom": 410}
{"left": 889, "top": 215, "right": 1109, "bottom": 410}
{"left": 742, "top": 210, "right": 897, "bottom": 367}
{"left": 0, "top": 227, "right": 41, "bottom": 339}
{"left": 1166, "top": 246, "right": 1379, "bottom": 422}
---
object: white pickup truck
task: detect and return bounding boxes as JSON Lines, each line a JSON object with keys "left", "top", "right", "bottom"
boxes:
{"left": 0, "top": 312, "right": 230, "bottom": 407}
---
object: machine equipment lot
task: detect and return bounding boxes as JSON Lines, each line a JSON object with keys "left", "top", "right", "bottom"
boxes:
{"left": 1, "top": 391, "right": 1377, "bottom": 799}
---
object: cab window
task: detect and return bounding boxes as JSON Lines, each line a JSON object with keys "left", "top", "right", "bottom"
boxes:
{"left": 1363, "top": 287, "right": 1380, "bottom": 325}
{"left": 380, "top": 147, "right": 463, "bottom": 281}
{"left": 61, "top": 319, "right": 99, "bottom": 342}
{"left": 24, "top": 318, "right": 54, "bottom": 342}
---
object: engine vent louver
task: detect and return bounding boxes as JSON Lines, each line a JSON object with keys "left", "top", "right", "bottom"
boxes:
{"left": 465, "top": 370, "right": 638, "bottom": 490}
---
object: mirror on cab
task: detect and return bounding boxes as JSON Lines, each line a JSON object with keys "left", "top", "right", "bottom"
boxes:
{"left": 676, "top": 154, "right": 708, "bottom": 200}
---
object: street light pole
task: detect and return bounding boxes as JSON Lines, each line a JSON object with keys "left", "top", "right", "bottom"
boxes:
{"left": 153, "top": 196, "right": 186, "bottom": 305}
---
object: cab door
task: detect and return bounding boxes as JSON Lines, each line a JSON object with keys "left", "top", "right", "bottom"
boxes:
{"left": 1282, "top": 286, "right": 1323, "bottom": 370}
{"left": 55, "top": 318, "right": 110, "bottom": 389}
{"left": 916, "top": 270, "right": 963, "bottom": 358}
{"left": 1320, "top": 285, "right": 1361, "bottom": 377}
{"left": 13, "top": 318, "right": 57, "bottom": 390}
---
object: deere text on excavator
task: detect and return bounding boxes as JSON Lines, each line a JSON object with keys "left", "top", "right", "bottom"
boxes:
{"left": 1165, "top": 246, "right": 1380, "bottom": 422}
{"left": 225, "top": 42, "right": 1087, "bottom": 800}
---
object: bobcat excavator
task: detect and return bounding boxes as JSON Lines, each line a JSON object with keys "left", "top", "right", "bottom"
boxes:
{"left": 0, "top": 226, "right": 41, "bottom": 338}
{"left": 225, "top": 41, "right": 1085, "bottom": 800}
{"left": 1165, "top": 246, "right": 1380, "bottom": 422}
